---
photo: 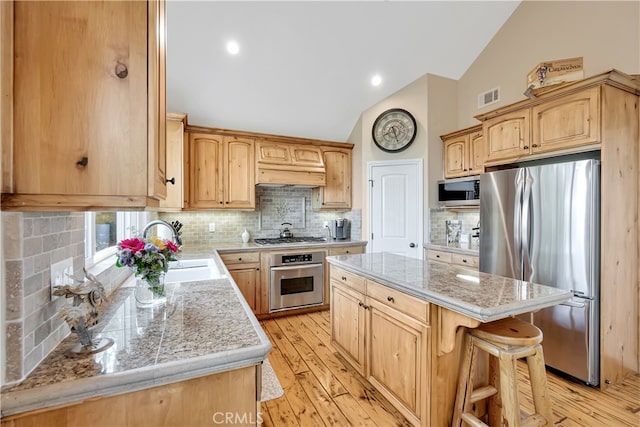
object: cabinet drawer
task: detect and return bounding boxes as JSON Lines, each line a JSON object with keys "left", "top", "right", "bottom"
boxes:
{"left": 219, "top": 251, "right": 260, "bottom": 265}
{"left": 329, "top": 246, "right": 364, "bottom": 256}
{"left": 331, "top": 266, "right": 366, "bottom": 294}
{"left": 426, "top": 250, "right": 452, "bottom": 263}
{"left": 367, "top": 280, "right": 429, "bottom": 323}
{"left": 451, "top": 253, "right": 479, "bottom": 269}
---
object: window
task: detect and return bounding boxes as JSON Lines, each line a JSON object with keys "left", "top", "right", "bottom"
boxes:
{"left": 85, "top": 211, "right": 149, "bottom": 267}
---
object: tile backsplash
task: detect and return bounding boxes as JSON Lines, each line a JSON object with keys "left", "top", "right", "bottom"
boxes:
{"left": 429, "top": 208, "right": 479, "bottom": 245}
{"left": 159, "top": 187, "right": 362, "bottom": 246}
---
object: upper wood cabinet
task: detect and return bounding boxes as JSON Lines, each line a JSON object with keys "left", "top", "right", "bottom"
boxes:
{"left": 255, "top": 141, "right": 326, "bottom": 186}
{"left": 188, "top": 132, "right": 255, "bottom": 210}
{"left": 160, "top": 113, "right": 187, "bottom": 210}
{"left": 483, "top": 109, "right": 531, "bottom": 164}
{"left": 482, "top": 87, "right": 601, "bottom": 165}
{"left": 441, "top": 125, "right": 484, "bottom": 178}
{"left": 1, "top": 0, "right": 167, "bottom": 210}
{"left": 312, "top": 147, "right": 352, "bottom": 210}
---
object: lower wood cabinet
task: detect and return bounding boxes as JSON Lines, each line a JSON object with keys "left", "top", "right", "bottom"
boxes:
{"left": 425, "top": 248, "right": 478, "bottom": 270}
{"left": 220, "top": 251, "right": 260, "bottom": 313}
{"left": 0, "top": 365, "right": 260, "bottom": 427}
{"left": 328, "top": 245, "right": 365, "bottom": 256}
{"left": 330, "top": 267, "right": 430, "bottom": 426}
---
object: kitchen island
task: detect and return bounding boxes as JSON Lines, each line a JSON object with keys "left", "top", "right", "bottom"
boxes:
{"left": 327, "top": 252, "right": 571, "bottom": 427}
{"left": 1, "top": 253, "right": 271, "bottom": 426}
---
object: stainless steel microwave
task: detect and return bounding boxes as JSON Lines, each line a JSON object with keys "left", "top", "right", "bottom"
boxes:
{"left": 438, "top": 176, "right": 480, "bottom": 207}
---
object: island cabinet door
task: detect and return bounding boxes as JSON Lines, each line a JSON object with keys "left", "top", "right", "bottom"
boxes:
{"left": 366, "top": 299, "right": 430, "bottom": 427}
{"left": 331, "top": 283, "right": 366, "bottom": 375}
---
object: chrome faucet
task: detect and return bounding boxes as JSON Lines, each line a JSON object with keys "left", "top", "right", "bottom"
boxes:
{"left": 142, "top": 220, "right": 183, "bottom": 246}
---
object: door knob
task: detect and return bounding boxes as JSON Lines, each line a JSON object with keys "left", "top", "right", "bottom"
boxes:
{"left": 409, "top": 243, "right": 416, "bottom": 248}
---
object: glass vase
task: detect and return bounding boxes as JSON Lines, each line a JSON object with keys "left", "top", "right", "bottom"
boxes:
{"left": 135, "top": 272, "right": 167, "bottom": 307}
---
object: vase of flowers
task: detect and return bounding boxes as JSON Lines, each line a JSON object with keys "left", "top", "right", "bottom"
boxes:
{"left": 116, "top": 236, "right": 180, "bottom": 307}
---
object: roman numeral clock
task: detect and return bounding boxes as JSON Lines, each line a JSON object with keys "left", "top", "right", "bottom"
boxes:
{"left": 372, "top": 108, "right": 417, "bottom": 153}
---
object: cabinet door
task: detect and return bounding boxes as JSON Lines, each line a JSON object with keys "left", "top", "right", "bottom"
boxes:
{"left": 189, "top": 133, "right": 223, "bottom": 208}
{"left": 229, "top": 267, "right": 258, "bottom": 312}
{"left": 443, "top": 137, "right": 468, "bottom": 178}
{"left": 160, "top": 114, "right": 185, "bottom": 210}
{"left": 331, "top": 283, "right": 366, "bottom": 375}
{"left": 367, "top": 299, "right": 429, "bottom": 423}
{"left": 483, "top": 110, "right": 531, "bottom": 164}
{"left": 223, "top": 136, "right": 255, "bottom": 209}
{"left": 148, "top": 0, "right": 167, "bottom": 201}
{"left": 468, "top": 131, "right": 485, "bottom": 175}
{"left": 13, "top": 1, "right": 148, "bottom": 196}
{"left": 532, "top": 87, "right": 601, "bottom": 154}
{"left": 312, "top": 148, "right": 352, "bottom": 210}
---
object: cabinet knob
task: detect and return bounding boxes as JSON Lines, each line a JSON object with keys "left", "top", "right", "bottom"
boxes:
{"left": 532, "top": 144, "right": 539, "bottom": 148}
{"left": 346, "top": 250, "right": 350, "bottom": 254}
{"left": 115, "top": 62, "right": 128, "bottom": 79}
{"left": 462, "top": 259, "right": 468, "bottom": 263}
{"left": 166, "top": 177, "right": 176, "bottom": 185}
{"left": 358, "top": 301, "right": 364, "bottom": 307}
{"left": 238, "top": 257, "right": 242, "bottom": 261}
{"left": 435, "top": 254, "right": 440, "bottom": 258}
{"left": 219, "top": 201, "right": 223, "bottom": 204}
{"left": 523, "top": 145, "right": 530, "bottom": 150}
{"left": 387, "top": 296, "right": 394, "bottom": 303}
{"left": 76, "top": 157, "right": 88, "bottom": 168}
{"left": 341, "top": 276, "right": 347, "bottom": 281}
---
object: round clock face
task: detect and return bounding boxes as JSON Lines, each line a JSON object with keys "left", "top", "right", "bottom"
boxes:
{"left": 372, "top": 108, "right": 417, "bottom": 153}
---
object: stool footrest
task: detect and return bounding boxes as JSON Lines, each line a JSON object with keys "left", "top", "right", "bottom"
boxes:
{"left": 461, "top": 412, "right": 490, "bottom": 427}
{"left": 470, "top": 385, "right": 498, "bottom": 403}
{"left": 521, "top": 414, "right": 548, "bottom": 427}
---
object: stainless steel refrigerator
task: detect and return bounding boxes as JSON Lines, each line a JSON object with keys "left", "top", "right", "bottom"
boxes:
{"left": 479, "top": 159, "right": 600, "bottom": 385}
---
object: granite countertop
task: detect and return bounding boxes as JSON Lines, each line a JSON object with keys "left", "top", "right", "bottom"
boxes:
{"left": 1, "top": 253, "right": 272, "bottom": 417}
{"left": 327, "top": 252, "right": 571, "bottom": 322}
{"left": 207, "top": 239, "right": 368, "bottom": 253}
{"left": 424, "top": 242, "right": 479, "bottom": 256}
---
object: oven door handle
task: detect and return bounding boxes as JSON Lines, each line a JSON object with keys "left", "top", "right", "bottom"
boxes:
{"left": 271, "top": 263, "right": 323, "bottom": 272}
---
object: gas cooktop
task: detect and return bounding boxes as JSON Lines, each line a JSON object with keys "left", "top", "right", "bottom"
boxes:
{"left": 254, "top": 237, "right": 328, "bottom": 245}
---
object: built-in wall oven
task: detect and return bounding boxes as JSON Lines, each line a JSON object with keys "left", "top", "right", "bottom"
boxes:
{"left": 268, "top": 251, "right": 324, "bottom": 312}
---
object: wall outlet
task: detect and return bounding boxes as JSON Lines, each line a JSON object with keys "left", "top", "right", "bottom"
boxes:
{"left": 51, "top": 257, "right": 74, "bottom": 300}
{"left": 323, "top": 221, "right": 329, "bottom": 228}
{"left": 208, "top": 223, "right": 216, "bottom": 232}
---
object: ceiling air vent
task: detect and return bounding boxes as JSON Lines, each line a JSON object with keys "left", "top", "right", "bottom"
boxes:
{"left": 477, "top": 87, "right": 500, "bottom": 108}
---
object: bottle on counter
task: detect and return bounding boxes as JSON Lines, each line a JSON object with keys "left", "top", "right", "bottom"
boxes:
{"left": 242, "top": 229, "right": 250, "bottom": 243}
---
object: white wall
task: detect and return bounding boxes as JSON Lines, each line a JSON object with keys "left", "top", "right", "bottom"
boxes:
{"left": 457, "top": 0, "right": 640, "bottom": 127}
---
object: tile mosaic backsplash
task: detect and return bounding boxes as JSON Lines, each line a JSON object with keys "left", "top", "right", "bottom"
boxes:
{"left": 429, "top": 208, "right": 479, "bottom": 246}
{"left": 159, "top": 187, "right": 362, "bottom": 246}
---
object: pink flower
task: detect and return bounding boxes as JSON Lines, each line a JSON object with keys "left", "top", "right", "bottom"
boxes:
{"left": 118, "top": 238, "right": 145, "bottom": 254}
{"left": 166, "top": 241, "right": 179, "bottom": 252}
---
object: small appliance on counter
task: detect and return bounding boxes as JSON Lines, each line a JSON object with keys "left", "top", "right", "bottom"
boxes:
{"left": 330, "top": 218, "right": 351, "bottom": 240}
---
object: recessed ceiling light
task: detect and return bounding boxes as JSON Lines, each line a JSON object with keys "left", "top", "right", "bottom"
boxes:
{"left": 371, "top": 74, "right": 382, "bottom": 87}
{"left": 226, "top": 40, "right": 240, "bottom": 55}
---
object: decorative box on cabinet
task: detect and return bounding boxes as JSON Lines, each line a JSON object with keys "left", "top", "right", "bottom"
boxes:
{"left": 188, "top": 132, "right": 255, "bottom": 210}
{"left": 312, "top": 147, "right": 353, "bottom": 210}
{"left": 441, "top": 125, "right": 484, "bottom": 178}
{"left": 1, "top": 0, "right": 167, "bottom": 210}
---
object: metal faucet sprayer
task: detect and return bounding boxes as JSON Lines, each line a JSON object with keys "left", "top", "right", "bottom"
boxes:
{"left": 142, "top": 220, "right": 183, "bottom": 246}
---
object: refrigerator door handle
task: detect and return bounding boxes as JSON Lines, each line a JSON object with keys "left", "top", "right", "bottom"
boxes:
{"left": 513, "top": 169, "right": 525, "bottom": 268}
{"left": 560, "top": 300, "right": 587, "bottom": 309}
{"left": 521, "top": 169, "right": 533, "bottom": 278}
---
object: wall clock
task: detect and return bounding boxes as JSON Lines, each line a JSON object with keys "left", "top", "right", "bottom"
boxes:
{"left": 372, "top": 108, "right": 417, "bottom": 153}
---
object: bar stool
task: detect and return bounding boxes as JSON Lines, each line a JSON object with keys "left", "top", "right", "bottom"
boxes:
{"left": 452, "top": 317, "right": 554, "bottom": 427}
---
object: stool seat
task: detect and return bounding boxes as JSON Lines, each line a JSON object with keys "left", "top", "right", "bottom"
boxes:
{"left": 452, "top": 317, "right": 554, "bottom": 427}
{"left": 470, "top": 317, "right": 543, "bottom": 347}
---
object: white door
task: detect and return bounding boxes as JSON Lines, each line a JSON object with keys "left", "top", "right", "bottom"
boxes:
{"left": 368, "top": 160, "right": 423, "bottom": 258}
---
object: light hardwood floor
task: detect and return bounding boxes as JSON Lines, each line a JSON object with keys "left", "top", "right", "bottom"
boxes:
{"left": 260, "top": 310, "right": 640, "bottom": 427}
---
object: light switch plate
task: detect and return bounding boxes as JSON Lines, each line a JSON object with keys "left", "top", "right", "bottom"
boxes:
{"left": 50, "top": 257, "right": 74, "bottom": 300}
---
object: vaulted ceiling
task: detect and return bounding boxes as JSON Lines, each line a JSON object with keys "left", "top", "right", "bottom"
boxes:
{"left": 166, "top": 1, "right": 521, "bottom": 142}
